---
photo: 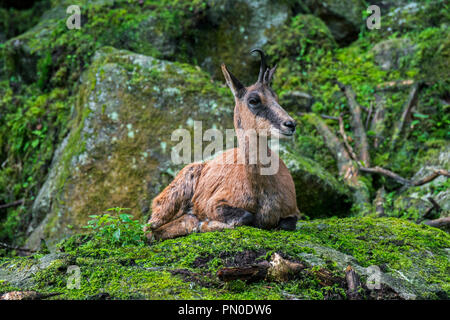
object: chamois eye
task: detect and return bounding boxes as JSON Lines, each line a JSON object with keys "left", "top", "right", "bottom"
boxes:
{"left": 248, "top": 96, "right": 260, "bottom": 107}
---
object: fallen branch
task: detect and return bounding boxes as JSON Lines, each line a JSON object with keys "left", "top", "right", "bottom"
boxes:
{"left": 413, "top": 169, "right": 450, "bottom": 186}
{"left": 338, "top": 82, "right": 370, "bottom": 167}
{"left": 391, "top": 83, "right": 419, "bottom": 148}
{"left": 267, "top": 253, "right": 306, "bottom": 282}
{"left": 301, "top": 113, "right": 370, "bottom": 206}
{"left": 217, "top": 253, "right": 339, "bottom": 286}
{"left": 0, "top": 199, "right": 24, "bottom": 210}
{"left": 370, "top": 94, "right": 386, "bottom": 149}
{"left": 217, "top": 262, "right": 270, "bottom": 282}
{"left": 345, "top": 266, "right": 362, "bottom": 300}
{"left": 359, "top": 166, "right": 411, "bottom": 185}
{"left": 423, "top": 217, "right": 450, "bottom": 230}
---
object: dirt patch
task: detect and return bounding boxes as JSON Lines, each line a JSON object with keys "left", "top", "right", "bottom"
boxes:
{"left": 220, "top": 249, "right": 268, "bottom": 267}
{"left": 192, "top": 255, "right": 213, "bottom": 269}
{"left": 169, "top": 269, "right": 217, "bottom": 288}
{"left": 193, "top": 249, "right": 268, "bottom": 269}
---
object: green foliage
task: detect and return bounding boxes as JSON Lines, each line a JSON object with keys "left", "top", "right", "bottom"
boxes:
{"left": 0, "top": 1, "right": 50, "bottom": 40}
{"left": 82, "top": 207, "right": 147, "bottom": 247}
{"left": 0, "top": 0, "right": 449, "bottom": 248}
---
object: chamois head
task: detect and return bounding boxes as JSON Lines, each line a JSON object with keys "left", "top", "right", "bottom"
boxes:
{"left": 221, "top": 49, "right": 296, "bottom": 139}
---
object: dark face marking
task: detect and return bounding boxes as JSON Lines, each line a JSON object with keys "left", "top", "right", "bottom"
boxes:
{"left": 236, "top": 87, "right": 247, "bottom": 99}
{"left": 245, "top": 89, "right": 284, "bottom": 130}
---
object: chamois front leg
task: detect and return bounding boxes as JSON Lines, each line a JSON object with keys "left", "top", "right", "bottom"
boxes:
{"left": 150, "top": 214, "right": 200, "bottom": 240}
{"left": 197, "top": 206, "right": 254, "bottom": 233}
{"left": 148, "top": 205, "right": 254, "bottom": 241}
{"left": 215, "top": 205, "right": 255, "bottom": 227}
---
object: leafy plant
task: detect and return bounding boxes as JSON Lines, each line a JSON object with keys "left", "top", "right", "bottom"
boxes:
{"left": 83, "top": 207, "right": 147, "bottom": 247}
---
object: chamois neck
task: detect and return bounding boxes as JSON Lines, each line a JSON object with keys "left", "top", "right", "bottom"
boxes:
{"left": 233, "top": 110, "right": 270, "bottom": 169}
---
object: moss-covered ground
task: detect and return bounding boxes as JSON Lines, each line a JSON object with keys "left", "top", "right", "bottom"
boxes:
{"left": 1, "top": 217, "right": 449, "bottom": 299}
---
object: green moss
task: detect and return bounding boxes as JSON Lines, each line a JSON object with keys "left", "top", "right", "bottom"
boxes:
{"left": 1, "top": 217, "right": 448, "bottom": 299}
{"left": 0, "top": 1, "right": 50, "bottom": 41}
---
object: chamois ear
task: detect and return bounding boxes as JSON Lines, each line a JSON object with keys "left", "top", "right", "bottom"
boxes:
{"left": 221, "top": 64, "right": 246, "bottom": 99}
{"left": 267, "top": 64, "right": 277, "bottom": 85}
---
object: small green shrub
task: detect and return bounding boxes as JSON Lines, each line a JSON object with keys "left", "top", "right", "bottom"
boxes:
{"left": 83, "top": 207, "right": 146, "bottom": 247}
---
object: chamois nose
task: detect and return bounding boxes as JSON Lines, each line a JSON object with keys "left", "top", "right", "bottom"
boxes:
{"left": 283, "top": 120, "right": 297, "bottom": 131}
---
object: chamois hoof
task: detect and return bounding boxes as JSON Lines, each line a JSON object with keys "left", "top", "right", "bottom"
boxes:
{"left": 239, "top": 211, "right": 254, "bottom": 226}
{"left": 278, "top": 217, "right": 298, "bottom": 231}
{"left": 143, "top": 225, "right": 155, "bottom": 243}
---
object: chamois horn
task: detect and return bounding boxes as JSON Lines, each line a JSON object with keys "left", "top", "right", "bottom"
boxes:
{"left": 251, "top": 48, "right": 268, "bottom": 84}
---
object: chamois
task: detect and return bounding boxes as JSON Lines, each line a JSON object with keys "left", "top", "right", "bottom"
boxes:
{"left": 146, "top": 49, "right": 300, "bottom": 240}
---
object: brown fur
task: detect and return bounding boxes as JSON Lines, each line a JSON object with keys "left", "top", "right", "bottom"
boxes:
{"left": 146, "top": 55, "right": 299, "bottom": 240}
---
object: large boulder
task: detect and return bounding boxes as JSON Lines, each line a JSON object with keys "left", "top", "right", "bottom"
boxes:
{"left": 302, "top": 0, "right": 366, "bottom": 45}
{"left": 371, "top": 38, "right": 417, "bottom": 71}
{"left": 192, "top": 0, "right": 290, "bottom": 82}
{"left": 2, "top": 0, "right": 291, "bottom": 86}
{"left": 25, "top": 47, "right": 234, "bottom": 250}
{"left": 392, "top": 145, "right": 450, "bottom": 221}
{"left": 279, "top": 145, "right": 352, "bottom": 218}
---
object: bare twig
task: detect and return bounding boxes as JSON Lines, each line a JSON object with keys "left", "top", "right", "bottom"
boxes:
{"left": 359, "top": 166, "right": 412, "bottom": 185}
{"left": 391, "top": 83, "right": 419, "bottom": 148}
{"left": 423, "top": 197, "right": 442, "bottom": 220}
{"left": 376, "top": 79, "right": 414, "bottom": 92}
{"left": 427, "top": 197, "right": 441, "bottom": 212}
{"left": 297, "top": 112, "right": 339, "bottom": 121}
{"left": 0, "top": 199, "right": 24, "bottom": 210}
{"left": 338, "top": 82, "right": 370, "bottom": 167}
{"left": 359, "top": 167, "right": 449, "bottom": 187}
{"left": 217, "top": 262, "right": 270, "bottom": 282}
{"left": 413, "top": 169, "right": 450, "bottom": 186}
{"left": 338, "top": 115, "right": 358, "bottom": 161}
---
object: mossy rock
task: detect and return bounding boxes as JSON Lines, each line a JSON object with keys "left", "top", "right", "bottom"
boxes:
{"left": 301, "top": 0, "right": 366, "bottom": 45}
{"left": 279, "top": 144, "right": 352, "bottom": 218}
{"left": 2, "top": 217, "right": 450, "bottom": 299}
{"left": 25, "top": 47, "right": 234, "bottom": 250}
{"left": 391, "top": 145, "right": 450, "bottom": 221}
{"left": 371, "top": 38, "right": 417, "bottom": 71}
{"left": 2, "top": 0, "right": 291, "bottom": 86}
{"left": 189, "top": 0, "right": 290, "bottom": 82}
